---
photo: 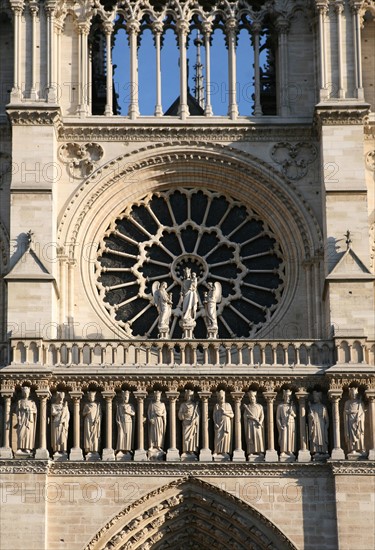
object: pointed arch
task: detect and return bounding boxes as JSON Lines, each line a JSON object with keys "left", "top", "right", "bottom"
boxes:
{"left": 84, "top": 477, "right": 298, "bottom": 550}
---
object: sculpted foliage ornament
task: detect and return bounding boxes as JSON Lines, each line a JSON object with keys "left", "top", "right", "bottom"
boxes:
{"left": 270, "top": 142, "right": 317, "bottom": 180}
{"left": 59, "top": 142, "right": 104, "bottom": 179}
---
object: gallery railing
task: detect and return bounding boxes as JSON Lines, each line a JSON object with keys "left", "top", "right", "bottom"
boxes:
{"left": 1, "top": 337, "right": 374, "bottom": 368}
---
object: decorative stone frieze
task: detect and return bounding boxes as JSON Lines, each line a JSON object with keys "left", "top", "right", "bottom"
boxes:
{"left": 58, "top": 124, "right": 314, "bottom": 143}
{"left": 6, "top": 108, "right": 62, "bottom": 127}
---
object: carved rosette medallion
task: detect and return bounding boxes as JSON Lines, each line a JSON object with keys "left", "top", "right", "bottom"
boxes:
{"left": 95, "top": 188, "right": 285, "bottom": 338}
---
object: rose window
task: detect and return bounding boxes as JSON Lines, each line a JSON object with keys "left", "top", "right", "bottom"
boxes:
{"left": 95, "top": 188, "right": 285, "bottom": 339}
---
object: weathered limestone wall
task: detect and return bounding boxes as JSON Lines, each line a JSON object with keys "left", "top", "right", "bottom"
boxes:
{"left": 0, "top": 465, "right": 374, "bottom": 550}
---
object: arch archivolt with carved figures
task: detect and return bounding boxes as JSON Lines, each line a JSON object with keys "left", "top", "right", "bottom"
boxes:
{"left": 57, "top": 142, "right": 323, "bottom": 339}
{"left": 83, "top": 477, "right": 299, "bottom": 550}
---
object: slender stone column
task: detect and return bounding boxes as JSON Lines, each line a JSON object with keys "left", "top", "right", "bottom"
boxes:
{"left": 77, "top": 22, "right": 89, "bottom": 116}
{"left": 29, "top": 1, "right": 38, "bottom": 99}
{"left": 316, "top": 1, "right": 328, "bottom": 100}
{"left": 252, "top": 22, "right": 263, "bottom": 116}
{"left": 276, "top": 17, "right": 290, "bottom": 116}
{"left": 10, "top": 1, "right": 23, "bottom": 100}
{"left": 177, "top": 19, "right": 189, "bottom": 120}
{"left": 127, "top": 19, "right": 140, "bottom": 119}
{"left": 335, "top": 1, "right": 345, "bottom": 98}
{"left": 203, "top": 22, "right": 213, "bottom": 116}
{"left": 69, "top": 390, "right": 84, "bottom": 461}
{"left": 166, "top": 391, "right": 180, "bottom": 461}
{"left": 365, "top": 389, "right": 375, "bottom": 460}
{"left": 352, "top": 3, "right": 364, "bottom": 100}
{"left": 133, "top": 390, "right": 148, "bottom": 461}
{"left": 45, "top": 0, "right": 57, "bottom": 101}
{"left": 295, "top": 390, "right": 311, "bottom": 462}
{"left": 198, "top": 391, "right": 212, "bottom": 461}
{"left": 102, "top": 390, "right": 115, "bottom": 461}
{"left": 35, "top": 389, "right": 51, "bottom": 459}
{"left": 152, "top": 22, "right": 163, "bottom": 117}
{"left": 0, "top": 388, "right": 14, "bottom": 458}
{"left": 328, "top": 389, "right": 345, "bottom": 459}
{"left": 226, "top": 17, "right": 238, "bottom": 120}
{"left": 104, "top": 22, "right": 113, "bottom": 116}
{"left": 264, "top": 391, "right": 279, "bottom": 462}
{"left": 231, "top": 391, "right": 245, "bottom": 462}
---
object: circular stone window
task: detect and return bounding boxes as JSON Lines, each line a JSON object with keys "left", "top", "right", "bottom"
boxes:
{"left": 95, "top": 188, "right": 285, "bottom": 339}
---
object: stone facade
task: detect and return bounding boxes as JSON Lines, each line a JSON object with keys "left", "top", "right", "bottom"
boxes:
{"left": 0, "top": 0, "right": 374, "bottom": 549}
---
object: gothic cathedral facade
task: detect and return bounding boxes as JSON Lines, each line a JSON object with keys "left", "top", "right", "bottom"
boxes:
{"left": 0, "top": 1, "right": 374, "bottom": 549}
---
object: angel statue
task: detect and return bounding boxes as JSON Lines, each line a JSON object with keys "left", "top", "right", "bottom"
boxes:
{"left": 152, "top": 281, "right": 173, "bottom": 339}
{"left": 204, "top": 281, "right": 222, "bottom": 338}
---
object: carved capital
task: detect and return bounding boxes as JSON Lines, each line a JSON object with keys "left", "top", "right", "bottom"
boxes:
{"left": 35, "top": 389, "right": 51, "bottom": 399}
{"left": 151, "top": 21, "right": 163, "bottom": 35}
{"left": 328, "top": 389, "right": 343, "bottom": 401}
{"left": 230, "top": 391, "right": 245, "bottom": 402}
{"left": 263, "top": 391, "right": 277, "bottom": 402}
{"left": 69, "top": 390, "right": 83, "bottom": 401}
{"left": 166, "top": 391, "right": 180, "bottom": 402}
{"left": 103, "top": 21, "right": 113, "bottom": 35}
{"left": 365, "top": 389, "right": 375, "bottom": 401}
{"left": 176, "top": 20, "right": 190, "bottom": 36}
{"left": 295, "top": 390, "right": 309, "bottom": 401}
{"left": 225, "top": 17, "right": 237, "bottom": 33}
{"left": 126, "top": 18, "right": 140, "bottom": 34}
{"left": 198, "top": 391, "right": 211, "bottom": 402}
{"left": 102, "top": 390, "right": 115, "bottom": 400}
{"left": 133, "top": 390, "right": 147, "bottom": 401}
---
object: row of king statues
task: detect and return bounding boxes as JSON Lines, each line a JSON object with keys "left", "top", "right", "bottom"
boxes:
{"left": 8, "top": 386, "right": 369, "bottom": 462}
{"left": 152, "top": 268, "right": 222, "bottom": 339}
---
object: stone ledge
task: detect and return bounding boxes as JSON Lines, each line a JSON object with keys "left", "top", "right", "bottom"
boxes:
{"left": 1, "top": 460, "right": 373, "bottom": 477}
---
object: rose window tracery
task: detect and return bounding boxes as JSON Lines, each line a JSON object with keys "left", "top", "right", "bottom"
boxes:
{"left": 95, "top": 188, "right": 285, "bottom": 338}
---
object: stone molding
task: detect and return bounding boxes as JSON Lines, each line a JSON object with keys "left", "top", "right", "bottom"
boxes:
{"left": 1, "top": 373, "right": 331, "bottom": 392}
{"left": 58, "top": 124, "right": 314, "bottom": 143}
{"left": 7, "top": 107, "right": 62, "bottom": 127}
{"left": 0, "top": 460, "right": 373, "bottom": 477}
{"left": 2, "top": 372, "right": 375, "bottom": 392}
{"left": 314, "top": 104, "right": 370, "bottom": 129}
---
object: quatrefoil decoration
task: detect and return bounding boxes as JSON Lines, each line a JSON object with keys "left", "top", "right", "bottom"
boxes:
{"left": 59, "top": 142, "right": 104, "bottom": 179}
{"left": 271, "top": 142, "right": 317, "bottom": 180}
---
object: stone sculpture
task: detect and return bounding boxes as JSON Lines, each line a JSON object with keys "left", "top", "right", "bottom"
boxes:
{"left": 344, "top": 387, "right": 366, "bottom": 457}
{"left": 243, "top": 390, "right": 265, "bottom": 459}
{"left": 83, "top": 391, "right": 102, "bottom": 459}
{"left": 204, "top": 281, "right": 222, "bottom": 338}
{"left": 276, "top": 389, "right": 297, "bottom": 460}
{"left": 148, "top": 391, "right": 167, "bottom": 459}
{"left": 116, "top": 390, "right": 135, "bottom": 459}
{"left": 51, "top": 391, "right": 70, "bottom": 457}
{"left": 180, "top": 267, "right": 199, "bottom": 337}
{"left": 16, "top": 386, "right": 37, "bottom": 455}
{"left": 152, "top": 281, "right": 173, "bottom": 339}
{"left": 178, "top": 389, "right": 200, "bottom": 460}
{"left": 308, "top": 390, "right": 329, "bottom": 456}
{"left": 213, "top": 389, "right": 234, "bottom": 460}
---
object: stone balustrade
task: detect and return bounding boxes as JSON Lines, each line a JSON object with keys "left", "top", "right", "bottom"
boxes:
{"left": 2, "top": 337, "right": 374, "bottom": 368}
